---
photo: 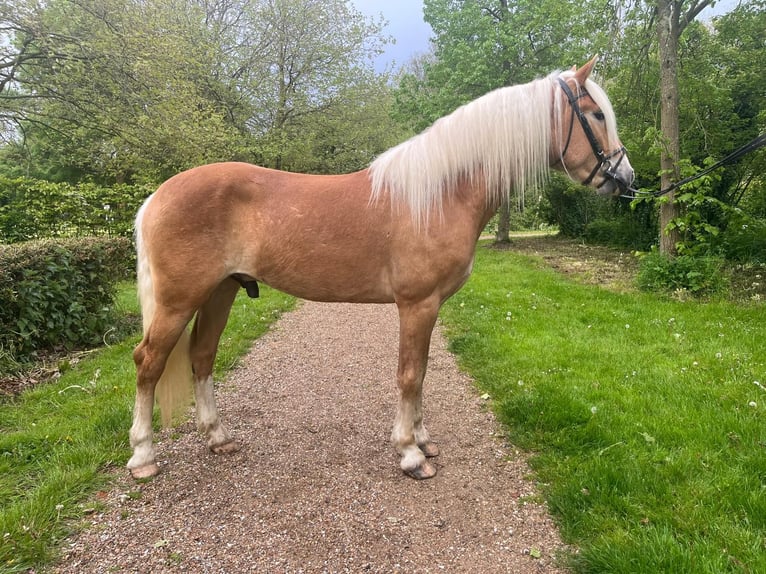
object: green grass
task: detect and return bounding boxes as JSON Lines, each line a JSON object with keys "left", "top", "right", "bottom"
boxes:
{"left": 0, "top": 282, "right": 295, "bottom": 573}
{"left": 440, "top": 243, "right": 766, "bottom": 573}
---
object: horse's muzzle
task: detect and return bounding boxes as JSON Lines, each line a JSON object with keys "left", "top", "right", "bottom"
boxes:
{"left": 597, "top": 149, "right": 635, "bottom": 197}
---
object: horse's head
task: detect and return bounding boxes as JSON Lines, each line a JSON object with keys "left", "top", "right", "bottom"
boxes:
{"left": 554, "top": 57, "right": 634, "bottom": 197}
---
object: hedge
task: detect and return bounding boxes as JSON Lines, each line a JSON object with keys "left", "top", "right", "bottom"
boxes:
{"left": 543, "top": 173, "right": 658, "bottom": 250}
{"left": 0, "top": 177, "right": 152, "bottom": 243}
{"left": 0, "top": 237, "right": 134, "bottom": 372}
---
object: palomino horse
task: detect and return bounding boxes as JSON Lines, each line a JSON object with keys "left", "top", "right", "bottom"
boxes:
{"left": 128, "top": 57, "right": 634, "bottom": 480}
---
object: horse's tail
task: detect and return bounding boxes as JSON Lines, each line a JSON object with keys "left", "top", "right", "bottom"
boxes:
{"left": 135, "top": 197, "right": 194, "bottom": 427}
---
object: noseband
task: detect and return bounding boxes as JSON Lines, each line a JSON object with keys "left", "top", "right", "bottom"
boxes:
{"left": 556, "top": 77, "right": 627, "bottom": 188}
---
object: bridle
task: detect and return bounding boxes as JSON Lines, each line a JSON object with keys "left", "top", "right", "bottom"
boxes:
{"left": 556, "top": 77, "right": 629, "bottom": 189}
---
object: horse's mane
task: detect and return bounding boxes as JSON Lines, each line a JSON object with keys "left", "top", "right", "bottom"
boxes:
{"left": 369, "top": 70, "right": 619, "bottom": 225}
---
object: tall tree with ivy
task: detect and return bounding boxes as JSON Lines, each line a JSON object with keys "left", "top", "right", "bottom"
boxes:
{"left": 609, "top": 0, "right": 764, "bottom": 256}
{"left": 655, "top": 0, "right": 715, "bottom": 255}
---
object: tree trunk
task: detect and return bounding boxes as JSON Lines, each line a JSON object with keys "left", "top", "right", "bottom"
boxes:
{"left": 657, "top": 0, "right": 682, "bottom": 256}
{"left": 495, "top": 198, "right": 511, "bottom": 243}
{"left": 494, "top": 0, "right": 511, "bottom": 243}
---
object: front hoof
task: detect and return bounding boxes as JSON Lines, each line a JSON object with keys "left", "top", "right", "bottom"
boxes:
{"left": 129, "top": 463, "right": 160, "bottom": 480}
{"left": 403, "top": 460, "right": 437, "bottom": 480}
{"left": 419, "top": 441, "right": 440, "bottom": 458}
{"left": 210, "top": 439, "right": 241, "bottom": 455}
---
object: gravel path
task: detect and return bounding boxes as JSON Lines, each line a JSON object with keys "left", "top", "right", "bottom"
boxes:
{"left": 54, "top": 301, "right": 567, "bottom": 573}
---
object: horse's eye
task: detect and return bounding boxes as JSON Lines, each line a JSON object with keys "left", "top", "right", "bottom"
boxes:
{"left": 593, "top": 111, "right": 605, "bottom": 121}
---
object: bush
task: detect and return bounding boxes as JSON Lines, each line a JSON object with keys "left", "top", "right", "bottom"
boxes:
{"left": 716, "top": 218, "right": 766, "bottom": 263}
{"left": 0, "top": 237, "right": 134, "bottom": 371}
{"left": 543, "top": 173, "right": 657, "bottom": 250}
{"left": 542, "top": 174, "right": 601, "bottom": 237}
{"left": 583, "top": 209, "right": 657, "bottom": 250}
{"left": 0, "top": 177, "right": 151, "bottom": 243}
{"left": 636, "top": 251, "right": 729, "bottom": 297}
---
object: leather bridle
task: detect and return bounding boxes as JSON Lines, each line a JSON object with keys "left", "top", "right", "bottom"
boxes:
{"left": 556, "top": 77, "right": 629, "bottom": 189}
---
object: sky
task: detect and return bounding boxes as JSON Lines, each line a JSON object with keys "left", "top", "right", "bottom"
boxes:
{"left": 352, "top": 0, "right": 743, "bottom": 72}
{"left": 351, "top": 0, "right": 432, "bottom": 71}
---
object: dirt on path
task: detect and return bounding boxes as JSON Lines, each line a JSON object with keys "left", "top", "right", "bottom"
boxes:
{"left": 53, "top": 301, "right": 567, "bottom": 574}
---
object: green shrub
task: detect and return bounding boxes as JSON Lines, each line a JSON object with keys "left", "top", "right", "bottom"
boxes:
{"left": 0, "top": 177, "right": 151, "bottom": 243}
{"left": 543, "top": 173, "right": 657, "bottom": 249}
{"left": 716, "top": 218, "right": 766, "bottom": 263}
{"left": 542, "top": 174, "right": 601, "bottom": 237}
{"left": 583, "top": 209, "right": 658, "bottom": 250}
{"left": 636, "top": 251, "right": 730, "bottom": 297}
{"left": 0, "top": 237, "right": 134, "bottom": 371}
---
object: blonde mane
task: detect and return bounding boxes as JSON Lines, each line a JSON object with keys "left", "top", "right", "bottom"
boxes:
{"left": 369, "top": 70, "right": 619, "bottom": 225}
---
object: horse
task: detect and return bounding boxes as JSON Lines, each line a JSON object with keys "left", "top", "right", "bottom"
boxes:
{"left": 127, "top": 57, "right": 634, "bottom": 481}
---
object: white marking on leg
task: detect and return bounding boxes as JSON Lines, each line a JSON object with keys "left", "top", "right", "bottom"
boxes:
{"left": 127, "top": 389, "right": 156, "bottom": 470}
{"left": 415, "top": 423, "right": 431, "bottom": 446}
{"left": 194, "top": 375, "right": 232, "bottom": 449}
{"left": 392, "top": 396, "right": 426, "bottom": 472}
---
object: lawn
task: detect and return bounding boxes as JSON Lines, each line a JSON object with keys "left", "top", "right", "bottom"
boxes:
{"left": 439, "top": 241, "right": 766, "bottom": 573}
{"left": 0, "top": 283, "right": 295, "bottom": 572}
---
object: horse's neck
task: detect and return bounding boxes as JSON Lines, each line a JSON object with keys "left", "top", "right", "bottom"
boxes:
{"left": 450, "top": 171, "right": 503, "bottom": 235}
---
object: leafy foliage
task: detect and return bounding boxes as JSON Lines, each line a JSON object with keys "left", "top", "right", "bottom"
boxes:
{"left": 636, "top": 250, "right": 729, "bottom": 297}
{"left": 716, "top": 217, "right": 766, "bottom": 264}
{"left": 608, "top": 3, "right": 766, "bottom": 257}
{"left": 542, "top": 174, "right": 657, "bottom": 250}
{"left": 0, "top": 237, "right": 134, "bottom": 370}
{"left": 0, "top": 0, "right": 399, "bottom": 182}
{"left": 0, "top": 177, "right": 150, "bottom": 242}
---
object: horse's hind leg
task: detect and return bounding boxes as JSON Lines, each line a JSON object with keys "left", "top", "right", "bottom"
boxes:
{"left": 129, "top": 308, "right": 192, "bottom": 479}
{"left": 189, "top": 278, "right": 241, "bottom": 454}
{"left": 392, "top": 298, "right": 441, "bottom": 480}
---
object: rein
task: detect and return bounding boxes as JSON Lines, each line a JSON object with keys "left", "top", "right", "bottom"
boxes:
{"left": 621, "top": 132, "right": 766, "bottom": 200}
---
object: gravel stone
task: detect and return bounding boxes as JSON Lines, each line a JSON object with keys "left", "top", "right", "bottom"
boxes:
{"left": 53, "top": 301, "right": 567, "bottom": 573}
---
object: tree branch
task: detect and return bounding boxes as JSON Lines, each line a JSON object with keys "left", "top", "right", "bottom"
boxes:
{"left": 680, "top": 0, "right": 713, "bottom": 32}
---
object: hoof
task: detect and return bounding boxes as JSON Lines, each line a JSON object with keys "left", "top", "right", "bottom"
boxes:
{"left": 210, "top": 439, "right": 241, "bottom": 455}
{"left": 403, "top": 460, "right": 437, "bottom": 480}
{"left": 419, "top": 441, "right": 440, "bottom": 458}
{"left": 129, "top": 463, "right": 160, "bottom": 480}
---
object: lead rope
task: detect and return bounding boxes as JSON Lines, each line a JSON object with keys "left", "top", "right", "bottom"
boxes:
{"left": 621, "top": 132, "right": 766, "bottom": 200}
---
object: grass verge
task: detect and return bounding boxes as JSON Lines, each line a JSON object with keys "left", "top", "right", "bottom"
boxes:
{"left": 0, "top": 283, "right": 295, "bottom": 573}
{"left": 440, "top": 242, "right": 765, "bottom": 573}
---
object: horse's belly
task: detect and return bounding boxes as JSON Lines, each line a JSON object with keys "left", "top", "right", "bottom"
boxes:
{"left": 260, "top": 272, "right": 394, "bottom": 303}
{"left": 244, "top": 248, "right": 395, "bottom": 304}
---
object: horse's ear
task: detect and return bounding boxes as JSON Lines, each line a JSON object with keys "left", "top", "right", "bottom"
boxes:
{"left": 574, "top": 55, "right": 599, "bottom": 84}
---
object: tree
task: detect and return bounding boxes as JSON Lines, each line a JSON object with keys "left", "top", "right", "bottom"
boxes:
{"left": 0, "top": 0, "right": 397, "bottom": 182}
{"left": 241, "top": 0, "right": 392, "bottom": 171}
{"left": 656, "top": 0, "right": 714, "bottom": 255}
{"left": 0, "top": 0, "right": 247, "bottom": 182}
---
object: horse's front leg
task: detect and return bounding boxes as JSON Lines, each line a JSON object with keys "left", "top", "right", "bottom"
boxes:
{"left": 393, "top": 298, "right": 441, "bottom": 479}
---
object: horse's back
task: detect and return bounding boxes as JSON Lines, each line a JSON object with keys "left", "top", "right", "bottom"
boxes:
{"left": 139, "top": 162, "right": 398, "bottom": 303}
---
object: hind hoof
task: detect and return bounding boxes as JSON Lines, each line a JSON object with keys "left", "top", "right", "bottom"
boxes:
{"left": 129, "top": 463, "right": 160, "bottom": 480}
{"left": 403, "top": 460, "right": 437, "bottom": 480}
{"left": 210, "top": 439, "right": 241, "bottom": 455}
